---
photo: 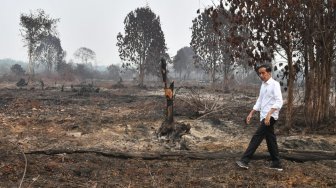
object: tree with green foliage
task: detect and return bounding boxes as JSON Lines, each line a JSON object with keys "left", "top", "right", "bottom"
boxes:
{"left": 35, "top": 34, "right": 64, "bottom": 72}
{"left": 20, "top": 9, "right": 59, "bottom": 78}
{"left": 173, "top": 47, "right": 195, "bottom": 80}
{"left": 56, "top": 52, "right": 74, "bottom": 81}
{"left": 74, "top": 63, "right": 92, "bottom": 80}
{"left": 107, "top": 64, "right": 121, "bottom": 81}
{"left": 74, "top": 47, "right": 96, "bottom": 69}
{"left": 117, "top": 6, "right": 167, "bottom": 86}
{"left": 10, "top": 64, "right": 25, "bottom": 76}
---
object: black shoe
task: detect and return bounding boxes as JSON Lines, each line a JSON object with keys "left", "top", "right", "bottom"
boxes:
{"left": 236, "top": 160, "right": 249, "bottom": 169}
{"left": 268, "top": 163, "right": 283, "bottom": 171}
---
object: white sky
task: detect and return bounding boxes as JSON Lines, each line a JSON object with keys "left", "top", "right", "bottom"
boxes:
{"left": 0, "top": 0, "right": 215, "bottom": 66}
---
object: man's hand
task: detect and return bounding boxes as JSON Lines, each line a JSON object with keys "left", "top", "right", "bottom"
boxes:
{"left": 246, "top": 110, "right": 255, "bottom": 125}
{"left": 265, "top": 114, "right": 271, "bottom": 126}
{"left": 246, "top": 114, "right": 252, "bottom": 124}
{"left": 265, "top": 108, "right": 277, "bottom": 126}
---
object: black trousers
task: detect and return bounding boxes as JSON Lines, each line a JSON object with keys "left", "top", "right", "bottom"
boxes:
{"left": 241, "top": 117, "right": 280, "bottom": 165}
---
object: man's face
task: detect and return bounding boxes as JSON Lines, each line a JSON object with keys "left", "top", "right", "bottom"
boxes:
{"left": 258, "top": 67, "right": 271, "bottom": 82}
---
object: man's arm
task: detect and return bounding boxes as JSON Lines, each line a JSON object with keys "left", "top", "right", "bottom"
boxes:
{"left": 271, "top": 82, "right": 283, "bottom": 110}
{"left": 265, "top": 82, "right": 283, "bottom": 125}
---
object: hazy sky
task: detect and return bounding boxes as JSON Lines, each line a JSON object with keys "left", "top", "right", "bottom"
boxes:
{"left": 0, "top": 0, "right": 215, "bottom": 66}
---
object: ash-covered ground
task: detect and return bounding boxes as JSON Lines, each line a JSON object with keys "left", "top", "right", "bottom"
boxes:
{"left": 0, "top": 81, "right": 335, "bottom": 187}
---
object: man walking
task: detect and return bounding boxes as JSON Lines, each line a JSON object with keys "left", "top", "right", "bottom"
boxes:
{"left": 236, "top": 64, "right": 283, "bottom": 171}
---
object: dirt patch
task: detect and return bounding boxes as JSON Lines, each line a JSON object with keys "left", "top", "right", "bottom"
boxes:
{"left": 0, "top": 84, "right": 335, "bottom": 187}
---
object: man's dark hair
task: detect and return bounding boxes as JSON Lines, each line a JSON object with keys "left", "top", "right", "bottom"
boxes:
{"left": 257, "top": 64, "right": 272, "bottom": 72}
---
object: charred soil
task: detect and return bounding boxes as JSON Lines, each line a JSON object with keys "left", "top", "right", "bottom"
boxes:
{"left": 0, "top": 83, "right": 335, "bottom": 187}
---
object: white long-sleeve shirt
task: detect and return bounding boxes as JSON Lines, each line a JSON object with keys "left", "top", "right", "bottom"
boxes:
{"left": 253, "top": 77, "right": 283, "bottom": 121}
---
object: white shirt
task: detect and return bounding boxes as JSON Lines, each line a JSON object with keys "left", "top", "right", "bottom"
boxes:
{"left": 253, "top": 77, "right": 283, "bottom": 121}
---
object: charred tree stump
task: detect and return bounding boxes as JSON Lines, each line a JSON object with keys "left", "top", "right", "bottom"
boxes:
{"left": 165, "top": 82, "right": 174, "bottom": 124}
{"left": 157, "top": 58, "right": 190, "bottom": 142}
{"left": 16, "top": 78, "right": 28, "bottom": 89}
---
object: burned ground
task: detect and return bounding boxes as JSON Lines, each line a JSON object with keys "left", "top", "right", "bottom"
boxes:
{"left": 0, "top": 83, "right": 335, "bottom": 187}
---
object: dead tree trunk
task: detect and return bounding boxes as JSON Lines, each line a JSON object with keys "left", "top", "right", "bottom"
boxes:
{"left": 165, "top": 83, "right": 174, "bottom": 124}
{"left": 157, "top": 58, "right": 190, "bottom": 141}
{"left": 160, "top": 58, "right": 174, "bottom": 123}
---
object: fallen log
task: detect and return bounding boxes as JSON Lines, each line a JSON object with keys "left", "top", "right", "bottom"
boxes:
{"left": 25, "top": 148, "right": 336, "bottom": 162}
{"left": 278, "top": 148, "right": 336, "bottom": 162}
{"left": 241, "top": 148, "right": 336, "bottom": 162}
